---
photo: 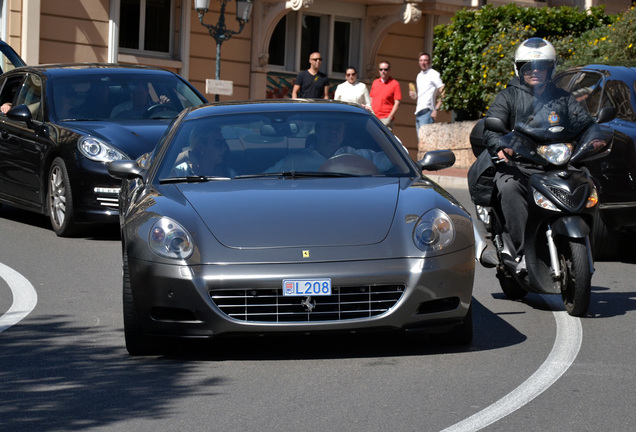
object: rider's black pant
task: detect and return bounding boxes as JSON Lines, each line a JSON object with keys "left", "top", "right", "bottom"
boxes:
{"left": 494, "top": 163, "right": 535, "bottom": 258}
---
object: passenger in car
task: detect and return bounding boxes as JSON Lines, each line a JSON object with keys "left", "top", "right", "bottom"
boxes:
{"left": 172, "top": 126, "right": 237, "bottom": 178}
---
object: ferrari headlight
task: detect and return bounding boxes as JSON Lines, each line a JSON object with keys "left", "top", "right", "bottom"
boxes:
{"left": 533, "top": 190, "right": 560, "bottom": 211}
{"left": 149, "top": 218, "right": 194, "bottom": 260}
{"left": 537, "top": 143, "right": 573, "bottom": 165}
{"left": 413, "top": 209, "right": 455, "bottom": 252}
{"left": 78, "top": 136, "right": 127, "bottom": 162}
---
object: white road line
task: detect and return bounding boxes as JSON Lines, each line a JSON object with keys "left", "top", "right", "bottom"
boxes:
{"left": 0, "top": 262, "right": 38, "bottom": 333}
{"left": 441, "top": 295, "right": 582, "bottom": 432}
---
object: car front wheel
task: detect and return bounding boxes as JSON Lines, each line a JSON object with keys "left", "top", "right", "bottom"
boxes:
{"left": 47, "top": 157, "right": 78, "bottom": 237}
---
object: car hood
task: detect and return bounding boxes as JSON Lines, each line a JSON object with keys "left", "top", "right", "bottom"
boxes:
{"left": 64, "top": 119, "right": 171, "bottom": 158}
{"left": 177, "top": 177, "right": 400, "bottom": 248}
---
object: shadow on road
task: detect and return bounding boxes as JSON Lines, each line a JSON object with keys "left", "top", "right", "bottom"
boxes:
{"left": 0, "top": 298, "right": 527, "bottom": 430}
{"left": 0, "top": 204, "right": 120, "bottom": 241}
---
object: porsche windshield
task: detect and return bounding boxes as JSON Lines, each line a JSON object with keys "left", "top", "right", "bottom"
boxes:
{"left": 50, "top": 73, "right": 204, "bottom": 121}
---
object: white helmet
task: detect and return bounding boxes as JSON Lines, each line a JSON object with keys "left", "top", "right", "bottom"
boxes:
{"left": 514, "top": 37, "right": 557, "bottom": 82}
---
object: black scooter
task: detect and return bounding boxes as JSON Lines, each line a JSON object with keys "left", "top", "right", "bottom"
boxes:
{"left": 471, "top": 110, "right": 614, "bottom": 316}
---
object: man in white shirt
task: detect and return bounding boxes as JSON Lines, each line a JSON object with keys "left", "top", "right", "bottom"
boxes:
{"left": 409, "top": 52, "right": 445, "bottom": 137}
{"left": 334, "top": 67, "right": 372, "bottom": 111}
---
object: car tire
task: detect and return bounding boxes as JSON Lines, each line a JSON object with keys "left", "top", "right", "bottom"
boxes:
{"left": 448, "top": 304, "right": 473, "bottom": 345}
{"left": 431, "top": 305, "right": 473, "bottom": 346}
{"left": 497, "top": 271, "right": 527, "bottom": 300}
{"left": 47, "top": 158, "right": 79, "bottom": 237}
{"left": 123, "top": 251, "right": 161, "bottom": 356}
{"left": 592, "top": 213, "right": 619, "bottom": 261}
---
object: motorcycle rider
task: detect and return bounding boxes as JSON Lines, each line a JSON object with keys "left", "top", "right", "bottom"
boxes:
{"left": 483, "top": 37, "right": 606, "bottom": 273}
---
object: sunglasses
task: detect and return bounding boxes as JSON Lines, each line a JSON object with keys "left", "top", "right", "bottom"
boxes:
{"left": 379, "top": 68, "right": 389, "bottom": 71}
{"left": 311, "top": 58, "right": 323, "bottom": 61}
{"left": 346, "top": 73, "right": 356, "bottom": 76}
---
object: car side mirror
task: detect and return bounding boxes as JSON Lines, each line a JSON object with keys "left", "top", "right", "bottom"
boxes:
{"left": 417, "top": 150, "right": 456, "bottom": 171}
{"left": 484, "top": 117, "right": 510, "bottom": 134}
{"left": 596, "top": 106, "right": 616, "bottom": 124}
{"left": 108, "top": 160, "right": 145, "bottom": 180}
{"left": 6, "top": 104, "right": 35, "bottom": 128}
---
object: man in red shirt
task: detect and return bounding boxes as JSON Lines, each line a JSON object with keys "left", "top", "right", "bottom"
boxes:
{"left": 370, "top": 61, "right": 401, "bottom": 131}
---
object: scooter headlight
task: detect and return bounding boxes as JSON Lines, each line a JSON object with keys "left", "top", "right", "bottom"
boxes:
{"left": 537, "top": 143, "right": 573, "bottom": 165}
{"left": 533, "top": 190, "right": 560, "bottom": 211}
{"left": 586, "top": 186, "right": 599, "bottom": 208}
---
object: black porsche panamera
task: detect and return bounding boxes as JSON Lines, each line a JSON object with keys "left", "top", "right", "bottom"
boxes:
{"left": 0, "top": 63, "right": 207, "bottom": 236}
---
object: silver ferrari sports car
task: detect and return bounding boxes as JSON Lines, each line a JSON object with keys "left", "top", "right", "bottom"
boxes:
{"left": 109, "top": 100, "right": 475, "bottom": 355}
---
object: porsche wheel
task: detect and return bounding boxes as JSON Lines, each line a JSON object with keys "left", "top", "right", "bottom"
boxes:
{"left": 47, "top": 158, "right": 78, "bottom": 237}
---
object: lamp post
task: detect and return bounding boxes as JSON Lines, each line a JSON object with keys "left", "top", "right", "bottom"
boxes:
{"left": 195, "top": 0, "right": 253, "bottom": 102}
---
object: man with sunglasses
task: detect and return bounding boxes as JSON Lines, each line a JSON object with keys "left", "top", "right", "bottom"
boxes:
{"left": 292, "top": 52, "right": 330, "bottom": 99}
{"left": 370, "top": 61, "right": 401, "bottom": 131}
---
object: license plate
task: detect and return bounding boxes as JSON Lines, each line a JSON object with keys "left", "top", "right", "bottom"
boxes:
{"left": 282, "top": 279, "right": 332, "bottom": 296}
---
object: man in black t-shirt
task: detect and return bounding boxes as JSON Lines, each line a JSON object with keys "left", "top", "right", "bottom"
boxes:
{"left": 292, "top": 52, "right": 330, "bottom": 99}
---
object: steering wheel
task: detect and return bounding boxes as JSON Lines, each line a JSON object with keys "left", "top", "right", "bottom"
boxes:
{"left": 145, "top": 104, "right": 178, "bottom": 119}
{"left": 319, "top": 153, "right": 379, "bottom": 175}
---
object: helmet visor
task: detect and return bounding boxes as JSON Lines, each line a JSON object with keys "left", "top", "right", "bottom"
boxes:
{"left": 518, "top": 60, "right": 553, "bottom": 77}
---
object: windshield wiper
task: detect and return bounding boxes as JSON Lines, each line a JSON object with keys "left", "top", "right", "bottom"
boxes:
{"left": 234, "top": 171, "right": 354, "bottom": 179}
{"left": 159, "top": 175, "right": 230, "bottom": 184}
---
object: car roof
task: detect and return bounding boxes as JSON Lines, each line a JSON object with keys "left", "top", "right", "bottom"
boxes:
{"left": 5, "top": 63, "right": 176, "bottom": 77}
{"left": 184, "top": 99, "right": 373, "bottom": 118}
{"left": 559, "top": 64, "right": 636, "bottom": 80}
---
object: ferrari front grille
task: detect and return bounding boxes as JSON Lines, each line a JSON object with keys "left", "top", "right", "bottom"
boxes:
{"left": 210, "top": 285, "right": 404, "bottom": 322}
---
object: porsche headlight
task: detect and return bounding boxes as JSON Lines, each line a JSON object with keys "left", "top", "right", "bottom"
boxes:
{"left": 78, "top": 136, "right": 127, "bottom": 162}
{"left": 413, "top": 209, "right": 455, "bottom": 252}
{"left": 149, "top": 218, "right": 194, "bottom": 260}
{"left": 537, "top": 143, "right": 573, "bottom": 165}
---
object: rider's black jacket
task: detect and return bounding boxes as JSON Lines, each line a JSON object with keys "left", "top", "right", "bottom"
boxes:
{"left": 484, "top": 77, "right": 600, "bottom": 158}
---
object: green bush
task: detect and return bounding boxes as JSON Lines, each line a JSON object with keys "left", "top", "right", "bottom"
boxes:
{"left": 556, "top": 6, "right": 636, "bottom": 69}
{"left": 433, "top": 4, "right": 617, "bottom": 120}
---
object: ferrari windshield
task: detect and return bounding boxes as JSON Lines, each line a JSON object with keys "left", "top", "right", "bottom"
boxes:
{"left": 155, "top": 110, "right": 416, "bottom": 180}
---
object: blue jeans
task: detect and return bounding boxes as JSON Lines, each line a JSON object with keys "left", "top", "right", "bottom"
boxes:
{"left": 415, "top": 108, "right": 433, "bottom": 136}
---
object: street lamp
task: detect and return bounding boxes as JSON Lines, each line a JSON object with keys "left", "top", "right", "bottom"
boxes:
{"left": 195, "top": 0, "right": 254, "bottom": 101}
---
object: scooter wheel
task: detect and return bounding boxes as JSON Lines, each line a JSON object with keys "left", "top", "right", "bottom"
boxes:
{"left": 497, "top": 271, "right": 527, "bottom": 300}
{"left": 559, "top": 238, "right": 591, "bottom": 317}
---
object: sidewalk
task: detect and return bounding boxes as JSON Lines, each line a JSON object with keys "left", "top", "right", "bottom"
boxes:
{"left": 423, "top": 167, "right": 468, "bottom": 189}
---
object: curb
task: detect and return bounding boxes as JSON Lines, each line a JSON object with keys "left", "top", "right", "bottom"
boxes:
{"left": 423, "top": 168, "right": 468, "bottom": 190}
{"left": 427, "top": 174, "right": 468, "bottom": 190}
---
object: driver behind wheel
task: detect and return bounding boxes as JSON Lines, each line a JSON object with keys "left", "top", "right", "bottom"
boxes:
{"left": 266, "top": 120, "right": 392, "bottom": 173}
{"left": 110, "top": 82, "right": 170, "bottom": 119}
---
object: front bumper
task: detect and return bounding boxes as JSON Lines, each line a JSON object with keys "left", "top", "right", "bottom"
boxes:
{"left": 69, "top": 157, "right": 121, "bottom": 224}
{"left": 126, "top": 248, "right": 475, "bottom": 340}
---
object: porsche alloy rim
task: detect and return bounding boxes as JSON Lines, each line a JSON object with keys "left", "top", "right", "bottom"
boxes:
{"left": 49, "top": 165, "right": 67, "bottom": 228}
